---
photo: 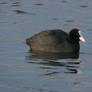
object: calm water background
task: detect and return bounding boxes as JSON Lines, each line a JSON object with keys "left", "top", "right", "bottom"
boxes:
{"left": 0, "top": 0, "right": 92, "bottom": 92}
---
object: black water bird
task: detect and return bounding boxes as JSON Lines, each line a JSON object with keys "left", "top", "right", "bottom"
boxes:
{"left": 26, "top": 28, "right": 85, "bottom": 58}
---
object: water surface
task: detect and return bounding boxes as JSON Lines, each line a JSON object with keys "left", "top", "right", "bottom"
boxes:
{"left": 0, "top": 0, "right": 92, "bottom": 92}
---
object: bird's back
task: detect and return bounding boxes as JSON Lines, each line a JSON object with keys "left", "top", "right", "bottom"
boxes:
{"left": 26, "top": 29, "right": 73, "bottom": 53}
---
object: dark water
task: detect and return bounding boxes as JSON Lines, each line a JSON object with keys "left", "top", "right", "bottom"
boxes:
{"left": 0, "top": 0, "right": 92, "bottom": 92}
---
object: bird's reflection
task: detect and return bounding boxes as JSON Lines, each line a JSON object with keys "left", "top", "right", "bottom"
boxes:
{"left": 26, "top": 51, "right": 81, "bottom": 74}
{"left": 27, "top": 50, "right": 79, "bottom": 60}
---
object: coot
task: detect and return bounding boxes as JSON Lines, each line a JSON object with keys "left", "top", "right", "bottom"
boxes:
{"left": 26, "top": 28, "right": 85, "bottom": 54}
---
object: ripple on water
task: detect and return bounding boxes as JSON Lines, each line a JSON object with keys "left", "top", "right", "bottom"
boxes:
{"left": 65, "top": 19, "right": 75, "bottom": 23}
{"left": 80, "top": 5, "right": 88, "bottom": 8}
{"left": 51, "top": 18, "right": 59, "bottom": 21}
{"left": 33, "top": 3, "right": 45, "bottom": 6}
{"left": 11, "top": 2, "right": 21, "bottom": 7}
{"left": 13, "top": 10, "right": 36, "bottom": 15}
{"left": 13, "top": 10, "right": 29, "bottom": 14}
{"left": 0, "top": 2, "right": 8, "bottom": 5}
{"left": 62, "top": 0, "right": 68, "bottom": 3}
